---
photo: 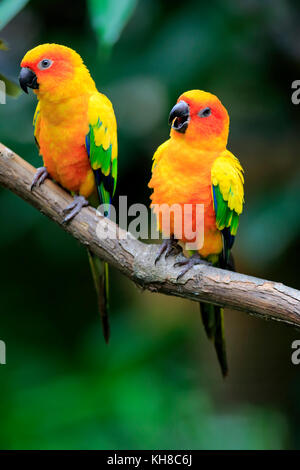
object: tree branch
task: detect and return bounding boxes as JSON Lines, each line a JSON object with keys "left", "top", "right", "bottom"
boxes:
{"left": 0, "top": 142, "right": 299, "bottom": 328}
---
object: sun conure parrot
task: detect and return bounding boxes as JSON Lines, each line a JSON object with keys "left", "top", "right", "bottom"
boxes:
{"left": 19, "top": 43, "right": 118, "bottom": 342}
{"left": 149, "top": 90, "right": 244, "bottom": 376}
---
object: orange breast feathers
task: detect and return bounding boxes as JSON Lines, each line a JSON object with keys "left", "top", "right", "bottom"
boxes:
{"left": 37, "top": 95, "right": 96, "bottom": 198}
{"left": 148, "top": 138, "right": 223, "bottom": 258}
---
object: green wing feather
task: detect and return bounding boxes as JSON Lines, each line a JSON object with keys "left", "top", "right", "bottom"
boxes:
{"left": 85, "top": 95, "right": 118, "bottom": 208}
{"left": 211, "top": 151, "right": 244, "bottom": 264}
{"left": 213, "top": 185, "right": 240, "bottom": 236}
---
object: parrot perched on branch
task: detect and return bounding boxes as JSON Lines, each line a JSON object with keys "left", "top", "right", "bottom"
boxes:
{"left": 149, "top": 90, "right": 244, "bottom": 376}
{"left": 19, "top": 43, "right": 118, "bottom": 342}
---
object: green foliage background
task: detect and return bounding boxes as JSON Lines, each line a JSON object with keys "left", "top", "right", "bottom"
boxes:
{"left": 0, "top": 0, "right": 300, "bottom": 450}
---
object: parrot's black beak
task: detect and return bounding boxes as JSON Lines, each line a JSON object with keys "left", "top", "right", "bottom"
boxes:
{"left": 168, "top": 100, "right": 190, "bottom": 133}
{"left": 19, "top": 67, "right": 39, "bottom": 94}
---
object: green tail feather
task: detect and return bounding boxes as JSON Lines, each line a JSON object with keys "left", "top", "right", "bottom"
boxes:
{"left": 87, "top": 249, "right": 110, "bottom": 343}
{"left": 200, "top": 302, "right": 228, "bottom": 377}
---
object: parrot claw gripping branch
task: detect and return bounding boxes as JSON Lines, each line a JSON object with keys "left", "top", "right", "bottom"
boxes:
{"left": 30, "top": 166, "right": 49, "bottom": 190}
{"left": 62, "top": 195, "right": 89, "bottom": 224}
{"left": 174, "top": 254, "right": 212, "bottom": 281}
{"left": 154, "top": 235, "right": 182, "bottom": 265}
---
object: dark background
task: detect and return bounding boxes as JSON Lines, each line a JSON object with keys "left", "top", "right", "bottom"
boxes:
{"left": 0, "top": 0, "right": 300, "bottom": 450}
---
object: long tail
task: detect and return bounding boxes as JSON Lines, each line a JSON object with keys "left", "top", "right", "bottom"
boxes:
{"left": 199, "top": 250, "right": 236, "bottom": 377}
{"left": 199, "top": 302, "right": 228, "bottom": 377}
{"left": 87, "top": 249, "right": 110, "bottom": 343}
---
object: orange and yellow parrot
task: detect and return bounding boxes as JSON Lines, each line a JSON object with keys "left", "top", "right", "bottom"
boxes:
{"left": 19, "top": 44, "right": 118, "bottom": 342}
{"left": 149, "top": 90, "right": 244, "bottom": 376}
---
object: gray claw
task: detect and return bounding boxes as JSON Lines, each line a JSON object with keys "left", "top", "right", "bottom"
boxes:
{"left": 175, "top": 254, "right": 211, "bottom": 280}
{"left": 62, "top": 195, "right": 89, "bottom": 223}
{"left": 155, "top": 236, "right": 181, "bottom": 265}
{"left": 31, "top": 167, "right": 49, "bottom": 191}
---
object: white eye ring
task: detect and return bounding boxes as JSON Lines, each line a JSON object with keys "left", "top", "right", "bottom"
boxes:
{"left": 38, "top": 58, "right": 53, "bottom": 70}
{"left": 198, "top": 107, "right": 211, "bottom": 118}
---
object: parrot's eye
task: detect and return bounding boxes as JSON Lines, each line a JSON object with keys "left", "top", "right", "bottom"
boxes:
{"left": 198, "top": 107, "right": 211, "bottom": 118}
{"left": 38, "top": 58, "right": 53, "bottom": 70}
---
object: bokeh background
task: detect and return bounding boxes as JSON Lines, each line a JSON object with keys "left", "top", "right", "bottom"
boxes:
{"left": 0, "top": 0, "right": 300, "bottom": 450}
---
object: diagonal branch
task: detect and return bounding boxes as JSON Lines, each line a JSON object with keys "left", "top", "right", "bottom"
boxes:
{"left": 0, "top": 142, "right": 300, "bottom": 328}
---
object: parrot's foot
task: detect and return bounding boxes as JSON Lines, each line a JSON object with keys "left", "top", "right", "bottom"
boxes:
{"left": 30, "top": 166, "right": 49, "bottom": 191}
{"left": 175, "top": 253, "right": 211, "bottom": 280}
{"left": 155, "top": 235, "right": 181, "bottom": 265}
{"left": 62, "top": 195, "right": 89, "bottom": 223}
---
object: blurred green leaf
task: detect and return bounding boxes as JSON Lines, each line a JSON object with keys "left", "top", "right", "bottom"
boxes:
{"left": 238, "top": 175, "right": 300, "bottom": 267}
{"left": 88, "top": 0, "right": 138, "bottom": 48}
{"left": 0, "top": 0, "right": 30, "bottom": 30}
{"left": 0, "top": 73, "right": 21, "bottom": 97}
{"left": 0, "top": 38, "right": 8, "bottom": 50}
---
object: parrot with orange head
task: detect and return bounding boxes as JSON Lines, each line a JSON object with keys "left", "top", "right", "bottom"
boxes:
{"left": 149, "top": 90, "right": 244, "bottom": 376}
{"left": 19, "top": 44, "right": 118, "bottom": 342}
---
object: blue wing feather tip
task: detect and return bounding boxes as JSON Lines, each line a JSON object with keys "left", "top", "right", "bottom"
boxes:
{"left": 212, "top": 185, "right": 218, "bottom": 212}
{"left": 85, "top": 135, "right": 90, "bottom": 156}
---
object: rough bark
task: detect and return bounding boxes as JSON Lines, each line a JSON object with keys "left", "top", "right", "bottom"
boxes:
{"left": 0, "top": 142, "right": 299, "bottom": 328}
